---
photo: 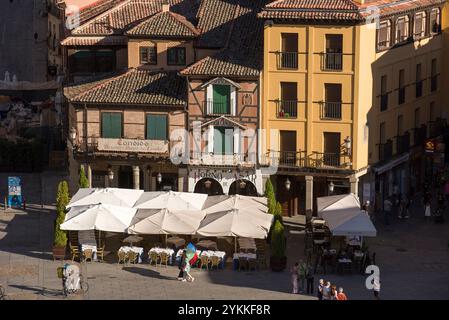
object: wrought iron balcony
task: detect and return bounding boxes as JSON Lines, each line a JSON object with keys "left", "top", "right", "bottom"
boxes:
{"left": 320, "top": 102, "right": 342, "bottom": 120}
{"left": 265, "top": 150, "right": 307, "bottom": 168}
{"left": 276, "top": 52, "right": 298, "bottom": 69}
{"left": 276, "top": 100, "right": 298, "bottom": 119}
{"left": 204, "top": 100, "right": 233, "bottom": 116}
{"left": 263, "top": 150, "right": 350, "bottom": 170}
{"left": 321, "top": 53, "right": 343, "bottom": 71}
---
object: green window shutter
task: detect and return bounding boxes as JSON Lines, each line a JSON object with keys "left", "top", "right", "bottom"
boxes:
{"left": 102, "top": 113, "right": 122, "bottom": 138}
{"left": 147, "top": 114, "right": 167, "bottom": 140}
{"left": 213, "top": 127, "right": 233, "bottom": 155}
{"left": 212, "top": 85, "right": 230, "bottom": 114}
{"left": 224, "top": 127, "right": 234, "bottom": 155}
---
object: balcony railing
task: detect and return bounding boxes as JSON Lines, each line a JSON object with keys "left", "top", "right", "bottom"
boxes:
{"left": 379, "top": 140, "right": 393, "bottom": 162}
{"left": 398, "top": 87, "right": 405, "bottom": 105}
{"left": 431, "top": 75, "right": 438, "bottom": 92}
{"left": 416, "top": 80, "right": 423, "bottom": 97}
{"left": 322, "top": 53, "right": 343, "bottom": 71}
{"left": 310, "top": 152, "right": 341, "bottom": 168}
{"left": 320, "top": 102, "right": 342, "bottom": 120}
{"left": 263, "top": 150, "right": 349, "bottom": 170}
{"left": 380, "top": 94, "right": 388, "bottom": 111}
{"left": 204, "top": 100, "right": 232, "bottom": 116}
{"left": 265, "top": 150, "right": 307, "bottom": 168}
{"left": 396, "top": 132, "right": 410, "bottom": 155}
{"left": 190, "top": 152, "right": 252, "bottom": 166}
{"left": 276, "top": 100, "right": 298, "bottom": 119}
{"left": 276, "top": 52, "right": 298, "bottom": 69}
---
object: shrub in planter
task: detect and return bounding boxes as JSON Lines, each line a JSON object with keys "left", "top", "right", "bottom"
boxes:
{"left": 79, "top": 166, "right": 89, "bottom": 188}
{"left": 270, "top": 220, "right": 287, "bottom": 272}
{"left": 265, "top": 178, "right": 276, "bottom": 213}
{"left": 53, "top": 181, "right": 69, "bottom": 260}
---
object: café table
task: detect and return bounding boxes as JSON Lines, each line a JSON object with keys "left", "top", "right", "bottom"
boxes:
{"left": 150, "top": 247, "right": 175, "bottom": 264}
{"left": 81, "top": 243, "right": 97, "bottom": 260}
{"left": 120, "top": 246, "right": 144, "bottom": 263}
{"left": 200, "top": 250, "right": 227, "bottom": 269}
{"left": 232, "top": 252, "right": 257, "bottom": 270}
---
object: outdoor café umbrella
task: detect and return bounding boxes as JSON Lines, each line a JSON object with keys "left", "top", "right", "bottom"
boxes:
{"left": 60, "top": 203, "right": 137, "bottom": 233}
{"left": 123, "top": 235, "right": 143, "bottom": 247}
{"left": 127, "top": 208, "right": 206, "bottom": 235}
{"left": 133, "top": 191, "right": 207, "bottom": 211}
{"left": 67, "top": 188, "right": 143, "bottom": 208}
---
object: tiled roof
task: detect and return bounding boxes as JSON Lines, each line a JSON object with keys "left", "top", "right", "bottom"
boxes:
{"left": 76, "top": 0, "right": 124, "bottom": 25}
{"left": 65, "top": 69, "right": 187, "bottom": 105}
{"left": 183, "top": 0, "right": 267, "bottom": 77}
{"left": 259, "top": 0, "right": 363, "bottom": 21}
{"left": 61, "top": 36, "right": 127, "bottom": 46}
{"left": 71, "top": 0, "right": 199, "bottom": 36}
{"left": 259, "top": 0, "right": 445, "bottom": 21}
{"left": 126, "top": 11, "right": 199, "bottom": 38}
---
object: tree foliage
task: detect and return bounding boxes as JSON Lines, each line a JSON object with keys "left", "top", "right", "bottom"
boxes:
{"left": 54, "top": 181, "right": 69, "bottom": 247}
{"left": 79, "top": 166, "right": 89, "bottom": 188}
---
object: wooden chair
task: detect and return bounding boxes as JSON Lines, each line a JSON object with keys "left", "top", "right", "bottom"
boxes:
{"left": 83, "top": 249, "right": 93, "bottom": 263}
{"left": 69, "top": 244, "right": 80, "bottom": 262}
{"left": 257, "top": 253, "right": 267, "bottom": 269}
{"left": 128, "top": 251, "right": 138, "bottom": 264}
{"left": 210, "top": 256, "right": 220, "bottom": 270}
{"left": 200, "top": 255, "right": 209, "bottom": 270}
{"left": 96, "top": 245, "right": 105, "bottom": 262}
{"left": 248, "top": 258, "right": 258, "bottom": 271}
{"left": 149, "top": 251, "right": 159, "bottom": 267}
{"left": 238, "top": 257, "right": 248, "bottom": 271}
{"left": 117, "top": 250, "right": 127, "bottom": 265}
{"left": 159, "top": 252, "right": 169, "bottom": 268}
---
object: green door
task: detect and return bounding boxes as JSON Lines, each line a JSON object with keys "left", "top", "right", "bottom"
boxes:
{"left": 212, "top": 85, "right": 230, "bottom": 114}
{"left": 214, "top": 127, "right": 233, "bottom": 155}
{"left": 146, "top": 114, "right": 167, "bottom": 140}
{"left": 101, "top": 113, "right": 122, "bottom": 138}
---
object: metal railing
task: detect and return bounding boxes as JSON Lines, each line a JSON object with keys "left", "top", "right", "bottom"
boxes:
{"left": 380, "top": 94, "right": 388, "bottom": 111}
{"left": 265, "top": 150, "right": 307, "bottom": 168}
{"left": 322, "top": 53, "right": 343, "bottom": 71}
{"left": 416, "top": 80, "right": 423, "bottom": 97}
{"left": 276, "top": 52, "right": 298, "bottom": 69}
{"left": 398, "top": 87, "right": 405, "bottom": 105}
{"left": 320, "top": 102, "right": 342, "bottom": 120}
{"left": 204, "top": 100, "right": 232, "bottom": 116}
{"left": 276, "top": 100, "right": 298, "bottom": 118}
{"left": 310, "top": 152, "right": 341, "bottom": 168}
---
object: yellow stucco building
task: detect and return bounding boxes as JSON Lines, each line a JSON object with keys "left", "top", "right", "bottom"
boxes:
{"left": 259, "top": 0, "right": 447, "bottom": 217}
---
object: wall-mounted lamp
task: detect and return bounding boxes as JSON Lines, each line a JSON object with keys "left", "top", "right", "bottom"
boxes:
{"left": 285, "top": 178, "right": 291, "bottom": 191}
{"left": 107, "top": 165, "right": 114, "bottom": 181}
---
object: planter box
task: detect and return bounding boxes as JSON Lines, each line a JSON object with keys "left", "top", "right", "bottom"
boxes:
{"left": 270, "top": 256, "right": 287, "bottom": 272}
{"left": 52, "top": 246, "right": 66, "bottom": 261}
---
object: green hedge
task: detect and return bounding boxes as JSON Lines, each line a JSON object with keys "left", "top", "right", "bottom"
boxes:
{"left": 271, "top": 220, "right": 286, "bottom": 258}
{"left": 54, "top": 181, "right": 69, "bottom": 247}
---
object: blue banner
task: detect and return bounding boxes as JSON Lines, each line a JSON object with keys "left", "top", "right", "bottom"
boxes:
{"left": 8, "top": 176, "right": 22, "bottom": 207}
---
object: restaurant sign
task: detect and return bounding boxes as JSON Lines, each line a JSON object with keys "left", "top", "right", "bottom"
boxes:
{"left": 97, "top": 138, "right": 168, "bottom": 153}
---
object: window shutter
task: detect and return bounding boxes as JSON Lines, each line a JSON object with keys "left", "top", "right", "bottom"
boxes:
{"left": 208, "top": 125, "right": 214, "bottom": 153}
{"left": 206, "top": 85, "right": 213, "bottom": 115}
{"left": 214, "top": 127, "right": 224, "bottom": 155}
{"left": 213, "top": 85, "right": 230, "bottom": 114}
{"left": 147, "top": 114, "right": 167, "bottom": 140}
{"left": 102, "top": 113, "right": 122, "bottom": 138}
{"left": 231, "top": 86, "right": 237, "bottom": 116}
{"left": 233, "top": 128, "right": 240, "bottom": 154}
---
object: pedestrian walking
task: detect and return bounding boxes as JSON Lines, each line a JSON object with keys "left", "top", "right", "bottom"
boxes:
{"left": 383, "top": 197, "right": 393, "bottom": 225}
{"left": 306, "top": 262, "right": 314, "bottom": 295}
{"left": 317, "top": 279, "right": 324, "bottom": 300}
{"left": 330, "top": 285, "right": 338, "bottom": 300}
{"left": 182, "top": 260, "right": 194, "bottom": 282}
{"left": 322, "top": 281, "right": 331, "bottom": 300}
{"left": 373, "top": 276, "right": 381, "bottom": 300}
{"left": 336, "top": 287, "right": 348, "bottom": 300}
{"left": 290, "top": 262, "right": 299, "bottom": 294}
{"left": 177, "top": 250, "right": 186, "bottom": 280}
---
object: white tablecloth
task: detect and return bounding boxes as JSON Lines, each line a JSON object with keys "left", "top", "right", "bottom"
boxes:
{"left": 120, "top": 246, "right": 144, "bottom": 263}
{"left": 150, "top": 247, "right": 175, "bottom": 256}
{"left": 233, "top": 253, "right": 257, "bottom": 260}
{"left": 201, "top": 250, "right": 226, "bottom": 259}
{"left": 81, "top": 244, "right": 97, "bottom": 260}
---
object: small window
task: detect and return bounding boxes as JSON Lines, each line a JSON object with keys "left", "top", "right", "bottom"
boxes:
{"left": 414, "top": 12, "right": 426, "bottom": 38}
{"left": 377, "top": 20, "right": 391, "bottom": 49}
{"left": 101, "top": 113, "right": 122, "bottom": 138}
{"left": 146, "top": 114, "right": 168, "bottom": 140}
{"left": 167, "top": 47, "right": 186, "bottom": 65}
{"left": 430, "top": 8, "right": 441, "bottom": 34}
{"left": 213, "top": 127, "right": 234, "bottom": 155}
{"left": 140, "top": 46, "right": 157, "bottom": 65}
{"left": 395, "top": 16, "right": 409, "bottom": 43}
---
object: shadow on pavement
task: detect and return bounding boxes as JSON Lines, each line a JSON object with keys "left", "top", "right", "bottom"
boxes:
{"left": 121, "top": 266, "right": 178, "bottom": 281}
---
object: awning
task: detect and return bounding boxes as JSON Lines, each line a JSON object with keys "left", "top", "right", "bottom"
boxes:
{"left": 373, "top": 152, "right": 409, "bottom": 175}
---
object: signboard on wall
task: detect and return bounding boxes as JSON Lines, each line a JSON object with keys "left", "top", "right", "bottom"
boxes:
{"left": 97, "top": 138, "right": 168, "bottom": 153}
{"left": 8, "top": 177, "right": 22, "bottom": 207}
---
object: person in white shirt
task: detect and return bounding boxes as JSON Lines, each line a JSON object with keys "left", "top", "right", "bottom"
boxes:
{"left": 322, "top": 281, "right": 331, "bottom": 300}
{"left": 373, "top": 276, "right": 381, "bottom": 300}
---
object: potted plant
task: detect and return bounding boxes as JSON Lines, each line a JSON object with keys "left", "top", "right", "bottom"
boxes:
{"left": 270, "top": 219, "right": 287, "bottom": 272}
{"left": 53, "top": 181, "right": 69, "bottom": 260}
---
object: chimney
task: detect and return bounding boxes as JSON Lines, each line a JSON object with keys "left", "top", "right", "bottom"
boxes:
{"left": 162, "top": 1, "right": 170, "bottom": 12}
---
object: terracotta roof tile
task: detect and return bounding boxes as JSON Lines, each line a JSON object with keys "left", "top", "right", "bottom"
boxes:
{"left": 61, "top": 36, "right": 127, "bottom": 46}
{"left": 126, "top": 11, "right": 199, "bottom": 38}
{"left": 65, "top": 69, "right": 186, "bottom": 105}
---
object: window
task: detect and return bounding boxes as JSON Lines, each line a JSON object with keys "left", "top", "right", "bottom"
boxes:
{"left": 323, "top": 83, "right": 342, "bottom": 119}
{"left": 415, "top": 108, "right": 420, "bottom": 128}
{"left": 69, "top": 50, "right": 116, "bottom": 74}
{"left": 213, "top": 127, "right": 234, "bottom": 155}
{"left": 212, "top": 85, "right": 231, "bottom": 114}
{"left": 279, "top": 82, "right": 297, "bottom": 118}
{"left": 280, "top": 33, "right": 298, "bottom": 69}
{"left": 380, "top": 122, "right": 386, "bottom": 144}
{"left": 101, "top": 113, "right": 122, "bottom": 138}
{"left": 416, "top": 63, "right": 423, "bottom": 98}
{"left": 430, "top": 8, "right": 441, "bottom": 34}
{"left": 398, "top": 69, "right": 405, "bottom": 105}
{"left": 414, "top": 12, "right": 426, "bottom": 38}
{"left": 378, "top": 20, "right": 391, "bottom": 49}
{"left": 397, "top": 115, "right": 404, "bottom": 136}
{"left": 146, "top": 114, "right": 167, "bottom": 140}
{"left": 431, "top": 58, "right": 438, "bottom": 91}
{"left": 430, "top": 102, "right": 435, "bottom": 122}
{"left": 140, "top": 46, "right": 157, "bottom": 65}
{"left": 324, "top": 34, "right": 343, "bottom": 70}
{"left": 395, "top": 16, "right": 409, "bottom": 43}
{"left": 167, "top": 47, "right": 186, "bottom": 65}
{"left": 381, "top": 75, "right": 388, "bottom": 111}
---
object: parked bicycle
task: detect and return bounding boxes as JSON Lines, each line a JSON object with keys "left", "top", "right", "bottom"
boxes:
{"left": 57, "top": 264, "right": 89, "bottom": 297}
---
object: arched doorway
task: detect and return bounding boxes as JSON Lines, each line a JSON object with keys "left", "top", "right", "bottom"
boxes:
{"left": 194, "top": 178, "right": 224, "bottom": 196}
{"left": 228, "top": 179, "right": 258, "bottom": 196}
